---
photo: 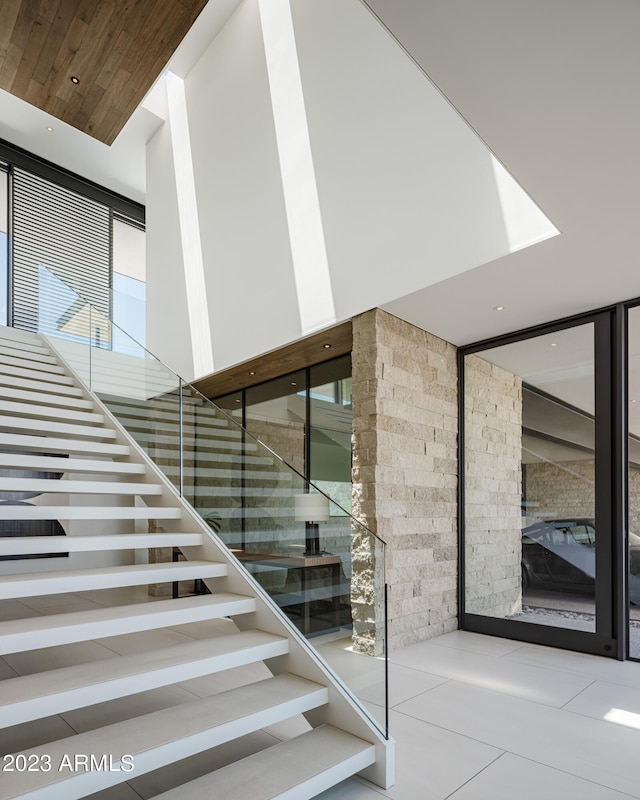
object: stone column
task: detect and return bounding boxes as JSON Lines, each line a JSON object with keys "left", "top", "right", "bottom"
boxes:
{"left": 351, "top": 308, "right": 458, "bottom": 652}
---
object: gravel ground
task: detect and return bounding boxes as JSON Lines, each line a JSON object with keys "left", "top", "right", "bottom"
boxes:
{"left": 509, "top": 600, "right": 640, "bottom": 655}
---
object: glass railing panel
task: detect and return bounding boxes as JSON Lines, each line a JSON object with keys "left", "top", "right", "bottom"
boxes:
{"left": 37, "top": 275, "right": 389, "bottom": 738}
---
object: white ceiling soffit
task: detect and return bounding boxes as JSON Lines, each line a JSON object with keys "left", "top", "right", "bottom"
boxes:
{"left": 0, "top": 86, "right": 155, "bottom": 204}
{"left": 0, "top": 0, "right": 242, "bottom": 205}
{"left": 366, "top": 0, "right": 640, "bottom": 346}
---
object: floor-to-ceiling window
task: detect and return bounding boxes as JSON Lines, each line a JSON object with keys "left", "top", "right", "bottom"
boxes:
{"left": 0, "top": 141, "right": 145, "bottom": 343}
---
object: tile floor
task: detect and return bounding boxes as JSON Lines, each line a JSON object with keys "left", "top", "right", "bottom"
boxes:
{"left": 317, "top": 630, "right": 640, "bottom": 800}
{"left": 3, "top": 587, "right": 640, "bottom": 799}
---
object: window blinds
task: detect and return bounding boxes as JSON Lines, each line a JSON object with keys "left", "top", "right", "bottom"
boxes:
{"left": 11, "top": 167, "right": 111, "bottom": 335}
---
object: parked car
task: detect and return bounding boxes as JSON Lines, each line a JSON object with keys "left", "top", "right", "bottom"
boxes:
{"left": 522, "top": 519, "right": 640, "bottom": 604}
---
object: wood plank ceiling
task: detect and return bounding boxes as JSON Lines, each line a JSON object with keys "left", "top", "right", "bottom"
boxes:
{"left": 192, "top": 322, "right": 353, "bottom": 399}
{"left": 0, "top": 0, "right": 208, "bottom": 145}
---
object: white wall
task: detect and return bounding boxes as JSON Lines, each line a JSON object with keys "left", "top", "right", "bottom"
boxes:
{"left": 146, "top": 0, "right": 554, "bottom": 381}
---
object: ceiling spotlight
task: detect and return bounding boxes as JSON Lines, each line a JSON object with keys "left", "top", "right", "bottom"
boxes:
{"left": 550, "top": 343, "right": 558, "bottom": 347}
{"left": 291, "top": 382, "right": 297, "bottom": 386}
{"left": 632, "top": 399, "right": 638, "bottom": 404}
{"left": 323, "top": 343, "right": 331, "bottom": 349}
{"left": 235, "top": 399, "right": 241, "bottom": 403}
{"left": 46, "top": 126, "right": 53, "bottom": 132}
{"left": 248, "top": 371, "right": 256, "bottom": 376}
{"left": 70, "top": 75, "right": 80, "bottom": 85}
{"left": 493, "top": 305, "right": 505, "bottom": 312}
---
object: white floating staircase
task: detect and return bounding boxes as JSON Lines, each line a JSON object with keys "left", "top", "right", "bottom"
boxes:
{"left": 0, "top": 325, "right": 392, "bottom": 800}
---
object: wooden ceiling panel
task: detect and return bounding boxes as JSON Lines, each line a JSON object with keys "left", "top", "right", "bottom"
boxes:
{"left": 192, "top": 322, "right": 354, "bottom": 400}
{"left": 0, "top": 0, "right": 208, "bottom": 145}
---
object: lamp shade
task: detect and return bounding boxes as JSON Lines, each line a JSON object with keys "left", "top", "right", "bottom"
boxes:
{"left": 294, "top": 492, "right": 330, "bottom": 522}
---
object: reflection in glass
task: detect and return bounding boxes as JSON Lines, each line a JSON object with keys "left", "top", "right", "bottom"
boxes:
{"left": 112, "top": 219, "right": 146, "bottom": 353}
{"left": 465, "top": 323, "right": 597, "bottom": 632}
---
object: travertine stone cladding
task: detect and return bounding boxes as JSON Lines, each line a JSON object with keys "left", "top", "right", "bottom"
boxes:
{"left": 351, "top": 309, "right": 458, "bottom": 651}
{"left": 464, "top": 354, "right": 522, "bottom": 618}
{"left": 524, "top": 459, "right": 595, "bottom": 521}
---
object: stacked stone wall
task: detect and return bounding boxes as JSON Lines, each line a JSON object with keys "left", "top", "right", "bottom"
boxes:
{"left": 464, "top": 355, "right": 522, "bottom": 618}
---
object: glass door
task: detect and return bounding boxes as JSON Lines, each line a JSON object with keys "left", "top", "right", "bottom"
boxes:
{"left": 462, "top": 313, "right": 616, "bottom": 656}
{"left": 627, "top": 306, "right": 640, "bottom": 659}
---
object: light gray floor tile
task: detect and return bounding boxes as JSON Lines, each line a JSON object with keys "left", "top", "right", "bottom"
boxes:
{"left": 395, "top": 680, "right": 640, "bottom": 797}
{"left": 420, "top": 630, "right": 526, "bottom": 657}
{"left": 316, "top": 778, "right": 386, "bottom": 799}
{"left": 127, "top": 732, "right": 279, "bottom": 799}
{"left": 0, "top": 715, "right": 77, "bottom": 754}
{"left": 74, "top": 587, "right": 160, "bottom": 606}
{"left": 356, "top": 663, "right": 446, "bottom": 711}
{"left": 504, "top": 643, "right": 640, "bottom": 689}
{"left": 4, "top": 640, "right": 117, "bottom": 676}
{"left": 0, "top": 599, "right": 43, "bottom": 622}
{"left": 564, "top": 680, "right": 640, "bottom": 725}
{"left": 176, "top": 661, "right": 272, "bottom": 698}
{"left": 167, "top": 616, "right": 238, "bottom": 639}
{"left": 0, "top": 655, "right": 19, "bottom": 679}
{"left": 85, "top": 783, "right": 144, "bottom": 800}
{"left": 390, "top": 639, "right": 592, "bottom": 707}
{"left": 20, "top": 594, "right": 105, "bottom": 614}
{"left": 94, "top": 627, "right": 196, "bottom": 655}
{"left": 448, "top": 752, "right": 634, "bottom": 800}
{"left": 60, "top": 685, "right": 199, "bottom": 733}
{"left": 32, "top": 595, "right": 102, "bottom": 615}
{"left": 358, "top": 709, "right": 503, "bottom": 800}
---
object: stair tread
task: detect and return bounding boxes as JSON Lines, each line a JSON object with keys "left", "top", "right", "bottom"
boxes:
{"left": 0, "top": 385, "right": 93, "bottom": 409}
{"left": 0, "top": 344, "right": 56, "bottom": 363}
{"left": 0, "top": 506, "right": 181, "bottom": 520}
{"left": 0, "top": 477, "right": 161, "bottom": 494}
{"left": 0, "top": 432, "right": 129, "bottom": 456}
{"left": 0, "top": 362, "right": 71, "bottom": 383}
{"left": 0, "top": 414, "right": 115, "bottom": 439}
{"left": 0, "top": 674, "right": 328, "bottom": 800}
{"left": 0, "top": 453, "right": 144, "bottom": 474}
{"left": 0, "top": 561, "right": 225, "bottom": 600}
{"left": 152, "top": 725, "right": 376, "bottom": 800}
{"left": 0, "top": 353, "right": 65, "bottom": 374}
{"left": 0, "top": 399, "right": 102, "bottom": 423}
{"left": 0, "top": 372, "right": 83, "bottom": 396}
{"left": 1, "top": 630, "right": 288, "bottom": 727}
{"left": 0, "top": 593, "right": 256, "bottom": 654}
{"left": 0, "top": 532, "right": 203, "bottom": 556}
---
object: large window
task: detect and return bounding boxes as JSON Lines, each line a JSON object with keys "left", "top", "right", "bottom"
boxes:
{"left": 0, "top": 142, "right": 145, "bottom": 344}
{"left": 215, "top": 355, "right": 352, "bottom": 504}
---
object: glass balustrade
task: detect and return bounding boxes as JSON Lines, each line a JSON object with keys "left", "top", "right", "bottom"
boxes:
{"left": 37, "top": 265, "right": 389, "bottom": 736}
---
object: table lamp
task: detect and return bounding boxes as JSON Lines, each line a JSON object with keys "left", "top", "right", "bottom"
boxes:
{"left": 294, "top": 493, "right": 330, "bottom": 556}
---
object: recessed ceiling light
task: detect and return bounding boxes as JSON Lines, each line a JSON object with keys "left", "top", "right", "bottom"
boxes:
{"left": 323, "top": 343, "right": 331, "bottom": 349}
{"left": 46, "top": 126, "right": 53, "bottom": 132}
{"left": 235, "top": 399, "right": 241, "bottom": 403}
{"left": 550, "top": 343, "right": 558, "bottom": 347}
{"left": 70, "top": 76, "right": 80, "bottom": 85}
{"left": 248, "top": 371, "right": 256, "bottom": 376}
{"left": 632, "top": 399, "right": 638, "bottom": 404}
{"left": 291, "top": 382, "right": 297, "bottom": 386}
{"left": 493, "top": 305, "right": 505, "bottom": 312}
